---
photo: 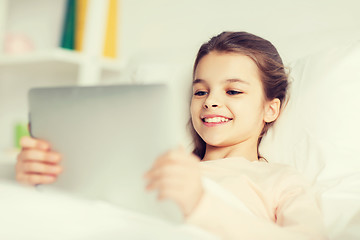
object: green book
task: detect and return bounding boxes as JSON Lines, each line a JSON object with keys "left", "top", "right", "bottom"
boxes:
{"left": 60, "top": 0, "right": 76, "bottom": 50}
{"left": 14, "top": 123, "right": 29, "bottom": 149}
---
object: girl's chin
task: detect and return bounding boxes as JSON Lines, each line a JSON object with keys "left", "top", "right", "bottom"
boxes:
{"left": 204, "top": 139, "right": 229, "bottom": 148}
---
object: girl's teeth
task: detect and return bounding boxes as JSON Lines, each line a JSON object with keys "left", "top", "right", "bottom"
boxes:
{"left": 204, "top": 117, "right": 229, "bottom": 123}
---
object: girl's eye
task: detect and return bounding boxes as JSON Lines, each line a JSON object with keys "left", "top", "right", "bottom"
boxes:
{"left": 194, "top": 91, "right": 208, "bottom": 96}
{"left": 227, "top": 90, "right": 243, "bottom": 95}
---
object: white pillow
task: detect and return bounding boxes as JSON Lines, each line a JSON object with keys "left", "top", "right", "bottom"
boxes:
{"left": 260, "top": 40, "right": 360, "bottom": 184}
{"left": 259, "top": 41, "right": 360, "bottom": 238}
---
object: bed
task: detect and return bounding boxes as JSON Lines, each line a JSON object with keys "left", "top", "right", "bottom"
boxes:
{"left": 1, "top": 39, "right": 359, "bottom": 240}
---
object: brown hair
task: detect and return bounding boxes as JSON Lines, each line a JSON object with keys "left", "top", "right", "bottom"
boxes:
{"left": 189, "top": 31, "right": 288, "bottom": 160}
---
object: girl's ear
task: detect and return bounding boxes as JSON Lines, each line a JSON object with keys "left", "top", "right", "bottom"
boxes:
{"left": 264, "top": 98, "right": 281, "bottom": 123}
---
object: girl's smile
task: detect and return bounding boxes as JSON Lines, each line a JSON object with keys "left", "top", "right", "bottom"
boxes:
{"left": 201, "top": 114, "right": 233, "bottom": 127}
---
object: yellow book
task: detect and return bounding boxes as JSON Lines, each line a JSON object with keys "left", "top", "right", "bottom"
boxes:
{"left": 75, "top": 0, "right": 88, "bottom": 51}
{"left": 103, "top": 0, "right": 117, "bottom": 58}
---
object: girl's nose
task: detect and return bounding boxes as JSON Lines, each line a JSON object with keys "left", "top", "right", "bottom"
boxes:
{"left": 203, "top": 95, "right": 220, "bottom": 109}
{"left": 203, "top": 93, "right": 221, "bottom": 109}
{"left": 204, "top": 103, "right": 218, "bottom": 109}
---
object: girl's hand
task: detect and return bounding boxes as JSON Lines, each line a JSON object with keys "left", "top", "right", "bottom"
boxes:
{"left": 144, "top": 146, "right": 204, "bottom": 217}
{"left": 15, "top": 136, "right": 63, "bottom": 185}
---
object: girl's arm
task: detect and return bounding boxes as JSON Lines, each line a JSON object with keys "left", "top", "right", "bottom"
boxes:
{"left": 186, "top": 175, "right": 327, "bottom": 240}
{"left": 145, "top": 149, "right": 327, "bottom": 239}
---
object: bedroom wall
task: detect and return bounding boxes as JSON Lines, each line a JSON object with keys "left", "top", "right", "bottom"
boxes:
{"left": 120, "top": 0, "right": 360, "bottom": 64}
{"left": 1, "top": 0, "right": 360, "bottom": 151}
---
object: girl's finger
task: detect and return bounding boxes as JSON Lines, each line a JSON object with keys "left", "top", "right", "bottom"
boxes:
{"left": 149, "top": 148, "right": 187, "bottom": 172}
{"left": 17, "top": 149, "right": 61, "bottom": 164}
{"left": 16, "top": 172, "right": 56, "bottom": 185}
{"left": 145, "top": 162, "right": 185, "bottom": 180}
{"left": 27, "top": 174, "right": 56, "bottom": 185}
{"left": 146, "top": 175, "right": 182, "bottom": 192}
{"left": 20, "top": 136, "right": 51, "bottom": 151}
{"left": 22, "top": 162, "right": 63, "bottom": 175}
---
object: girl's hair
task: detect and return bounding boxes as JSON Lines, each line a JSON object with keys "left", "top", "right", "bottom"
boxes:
{"left": 189, "top": 31, "right": 288, "bottom": 160}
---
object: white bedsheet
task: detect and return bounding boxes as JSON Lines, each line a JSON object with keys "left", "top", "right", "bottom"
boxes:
{"left": 2, "top": 161, "right": 360, "bottom": 239}
{"left": 318, "top": 174, "right": 360, "bottom": 240}
{"left": 0, "top": 163, "right": 218, "bottom": 240}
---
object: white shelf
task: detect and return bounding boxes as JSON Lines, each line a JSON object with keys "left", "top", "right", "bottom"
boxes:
{"left": 0, "top": 48, "right": 124, "bottom": 73}
{"left": 0, "top": 49, "right": 82, "bottom": 65}
{"left": 100, "top": 57, "right": 126, "bottom": 72}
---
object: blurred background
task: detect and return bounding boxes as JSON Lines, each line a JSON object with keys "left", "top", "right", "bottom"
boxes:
{"left": 0, "top": 0, "right": 360, "bottom": 163}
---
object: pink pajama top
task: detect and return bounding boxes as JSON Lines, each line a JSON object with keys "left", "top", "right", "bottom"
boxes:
{"left": 186, "top": 157, "right": 327, "bottom": 240}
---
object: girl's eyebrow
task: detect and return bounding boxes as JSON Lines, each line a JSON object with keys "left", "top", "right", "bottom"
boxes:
{"left": 193, "top": 79, "right": 206, "bottom": 85}
{"left": 192, "top": 78, "right": 250, "bottom": 85}
{"left": 226, "top": 78, "right": 250, "bottom": 85}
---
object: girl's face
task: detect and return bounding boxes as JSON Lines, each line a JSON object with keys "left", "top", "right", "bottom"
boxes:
{"left": 191, "top": 51, "right": 274, "bottom": 149}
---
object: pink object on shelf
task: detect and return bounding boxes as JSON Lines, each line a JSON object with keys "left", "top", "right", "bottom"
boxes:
{"left": 4, "top": 34, "right": 34, "bottom": 54}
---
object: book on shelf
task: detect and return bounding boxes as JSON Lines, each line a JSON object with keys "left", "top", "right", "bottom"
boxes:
{"left": 74, "top": 0, "right": 88, "bottom": 51}
{"left": 103, "top": 0, "right": 118, "bottom": 58}
{"left": 60, "top": 0, "right": 76, "bottom": 50}
{"left": 60, "top": 0, "right": 118, "bottom": 58}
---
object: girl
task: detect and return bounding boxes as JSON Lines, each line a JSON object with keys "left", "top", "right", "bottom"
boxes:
{"left": 16, "top": 32, "right": 327, "bottom": 239}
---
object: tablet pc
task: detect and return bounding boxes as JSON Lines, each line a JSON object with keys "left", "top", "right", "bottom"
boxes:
{"left": 28, "top": 84, "right": 182, "bottom": 222}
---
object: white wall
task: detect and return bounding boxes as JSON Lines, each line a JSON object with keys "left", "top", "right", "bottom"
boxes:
{"left": 120, "top": 0, "right": 360, "bottom": 63}
{"left": 1, "top": 0, "right": 360, "bottom": 151}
